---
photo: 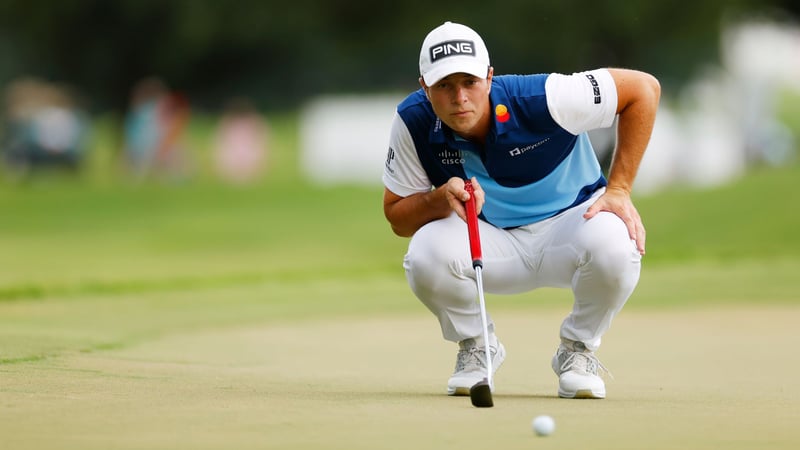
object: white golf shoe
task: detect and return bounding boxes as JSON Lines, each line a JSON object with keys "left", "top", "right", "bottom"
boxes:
{"left": 447, "top": 337, "right": 505, "bottom": 396}
{"left": 551, "top": 343, "right": 610, "bottom": 399}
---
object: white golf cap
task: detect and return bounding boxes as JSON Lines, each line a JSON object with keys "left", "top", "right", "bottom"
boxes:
{"left": 419, "top": 21, "right": 490, "bottom": 85}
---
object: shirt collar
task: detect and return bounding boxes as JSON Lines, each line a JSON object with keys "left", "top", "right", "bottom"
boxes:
{"left": 429, "top": 117, "right": 448, "bottom": 144}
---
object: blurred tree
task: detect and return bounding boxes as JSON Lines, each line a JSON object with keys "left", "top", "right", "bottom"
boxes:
{"left": 0, "top": 0, "right": 796, "bottom": 113}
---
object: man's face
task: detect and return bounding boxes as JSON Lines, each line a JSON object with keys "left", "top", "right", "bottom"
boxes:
{"left": 421, "top": 70, "right": 493, "bottom": 140}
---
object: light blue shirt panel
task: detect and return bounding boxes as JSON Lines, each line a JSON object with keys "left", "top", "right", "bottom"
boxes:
{"left": 461, "top": 133, "right": 602, "bottom": 228}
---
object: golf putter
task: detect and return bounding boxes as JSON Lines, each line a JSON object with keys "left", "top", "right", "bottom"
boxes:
{"left": 464, "top": 180, "right": 494, "bottom": 408}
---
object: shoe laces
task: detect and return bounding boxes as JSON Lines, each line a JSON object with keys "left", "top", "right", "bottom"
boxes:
{"left": 558, "top": 351, "right": 613, "bottom": 379}
{"left": 454, "top": 346, "right": 494, "bottom": 373}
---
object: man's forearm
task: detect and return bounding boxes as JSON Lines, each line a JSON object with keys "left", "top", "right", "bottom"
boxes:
{"left": 608, "top": 71, "right": 660, "bottom": 193}
{"left": 384, "top": 186, "right": 452, "bottom": 237}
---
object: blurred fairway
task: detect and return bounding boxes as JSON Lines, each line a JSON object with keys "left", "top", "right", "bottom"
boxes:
{"left": 1, "top": 113, "right": 799, "bottom": 449}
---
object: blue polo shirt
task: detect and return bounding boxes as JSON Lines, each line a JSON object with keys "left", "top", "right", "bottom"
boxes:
{"left": 389, "top": 73, "right": 608, "bottom": 228}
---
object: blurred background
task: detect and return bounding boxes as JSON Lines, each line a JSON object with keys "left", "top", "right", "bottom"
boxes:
{"left": 1, "top": 5, "right": 798, "bottom": 444}
{"left": 2, "top": 6, "right": 798, "bottom": 446}
{"left": 0, "top": 0, "right": 798, "bottom": 188}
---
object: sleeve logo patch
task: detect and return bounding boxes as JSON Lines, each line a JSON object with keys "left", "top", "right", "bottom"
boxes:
{"left": 585, "top": 74, "right": 602, "bottom": 104}
{"left": 385, "top": 147, "right": 396, "bottom": 174}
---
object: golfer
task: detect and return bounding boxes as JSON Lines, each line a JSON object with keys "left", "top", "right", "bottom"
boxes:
{"left": 382, "top": 21, "right": 660, "bottom": 399}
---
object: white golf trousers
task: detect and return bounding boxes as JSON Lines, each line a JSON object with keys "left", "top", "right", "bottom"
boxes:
{"left": 403, "top": 192, "right": 642, "bottom": 352}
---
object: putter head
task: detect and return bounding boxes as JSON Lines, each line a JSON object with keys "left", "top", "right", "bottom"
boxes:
{"left": 469, "top": 378, "right": 493, "bottom": 408}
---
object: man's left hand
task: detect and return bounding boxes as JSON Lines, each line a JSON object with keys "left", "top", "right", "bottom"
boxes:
{"left": 583, "top": 187, "right": 646, "bottom": 255}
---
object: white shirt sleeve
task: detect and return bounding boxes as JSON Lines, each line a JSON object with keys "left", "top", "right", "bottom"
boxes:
{"left": 382, "top": 112, "right": 433, "bottom": 197}
{"left": 544, "top": 68, "right": 618, "bottom": 135}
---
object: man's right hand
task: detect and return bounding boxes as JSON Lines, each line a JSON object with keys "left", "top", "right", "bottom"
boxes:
{"left": 383, "top": 176, "right": 485, "bottom": 237}
{"left": 446, "top": 176, "right": 484, "bottom": 222}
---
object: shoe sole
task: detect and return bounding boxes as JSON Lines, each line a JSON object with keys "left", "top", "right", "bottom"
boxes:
{"left": 447, "top": 386, "right": 471, "bottom": 396}
{"left": 558, "top": 388, "right": 606, "bottom": 399}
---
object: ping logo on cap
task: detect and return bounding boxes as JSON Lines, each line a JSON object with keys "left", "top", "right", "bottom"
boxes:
{"left": 430, "top": 40, "right": 475, "bottom": 62}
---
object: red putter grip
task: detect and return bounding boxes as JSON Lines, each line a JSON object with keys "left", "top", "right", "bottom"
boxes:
{"left": 464, "top": 180, "right": 483, "bottom": 268}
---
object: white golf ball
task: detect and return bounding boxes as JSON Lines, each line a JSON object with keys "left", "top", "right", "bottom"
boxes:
{"left": 532, "top": 415, "right": 555, "bottom": 436}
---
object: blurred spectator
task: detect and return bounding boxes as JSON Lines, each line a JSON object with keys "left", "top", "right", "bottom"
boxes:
{"left": 212, "top": 97, "right": 269, "bottom": 184}
{"left": 123, "top": 77, "right": 191, "bottom": 180}
{"left": 1, "top": 77, "right": 89, "bottom": 177}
